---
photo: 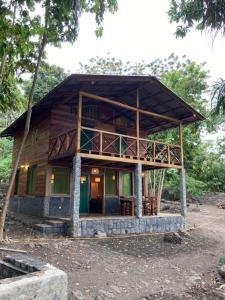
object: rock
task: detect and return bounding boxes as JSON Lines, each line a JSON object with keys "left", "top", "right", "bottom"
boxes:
{"left": 218, "top": 265, "right": 225, "bottom": 279}
{"left": 69, "top": 290, "right": 84, "bottom": 300}
{"left": 94, "top": 231, "right": 107, "bottom": 238}
{"left": 190, "top": 205, "right": 201, "bottom": 212}
{"left": 164, "top": 232, "right": 182, "bottom": 244}
{"left": 110, "top": 285, "right": 121, "bottom": 294}
{"left": 97, "top": 289, "right": 114, "bottom": 299}
{"left": 177, "top": 229, "right": 191, "bottom": 238}
{"left": 211, "top": 289, "right": 225, "bottom": 299}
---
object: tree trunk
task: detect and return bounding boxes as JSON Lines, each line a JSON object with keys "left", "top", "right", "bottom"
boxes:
{"left": 0, "top": 31, "right": 47, "bottom": 241}
{"left": 0, "top": 3, "right": 17, "bottom": 84}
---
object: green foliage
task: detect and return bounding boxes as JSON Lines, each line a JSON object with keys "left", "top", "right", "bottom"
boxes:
{"left": 211, "top": 79, "right": 225, "bottom": 115}
{"left": 164, "top": 169, "right": 206, "bottom": 199}
{"left": 23, "top": 63, "right": 68, "bottom": 103}
{"left": 168, "top": 0, "right": 225, "bottom": 38}
{"left": 219, "top": 256, "right": 225, "bottom": 266}
{"left": 0, "top": 130, "right": 12, "bottom": 182}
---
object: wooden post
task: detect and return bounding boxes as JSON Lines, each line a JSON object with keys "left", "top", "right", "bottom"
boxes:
{"left": 76, "top": 92, "right": 82, "bottom": 153}
{"left": 119, "top": 135, "right": 122, "bottom": 157}
{"left": 100, "top": 131, "right": 103, "bottom": 154}
{"left": 179, "top": 122, "right": 184, "bottom": 166}
{"left": 136, "top": 89, "right": 140, "bottom": 158}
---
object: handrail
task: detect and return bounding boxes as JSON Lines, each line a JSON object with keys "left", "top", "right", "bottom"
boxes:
{"left": 81, "top": 126, "right": 181, "bottom": 148}
{"left": 49, "top": 126, "right": 182, "bottom": 166}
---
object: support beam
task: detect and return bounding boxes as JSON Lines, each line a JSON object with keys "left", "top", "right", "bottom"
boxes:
{"left": 180, "top": 168, "right": 187, "bottom": 218}
{"left": 135, "top": 163, "right": 142, "bottom": 218}
{"left": 76, "top": 93, "right": 82, "bottom": 152}
{"left": 80, "top": 91, "right": 180, "bottom": 124}
{"left": 179, "top": 122, "right": 184, "bottom": 166}
{"left": 136, "top": 89, "right": 140, "bottom": 158}
{"left": 70, "top": 154, "right": 81, "bottom": 237}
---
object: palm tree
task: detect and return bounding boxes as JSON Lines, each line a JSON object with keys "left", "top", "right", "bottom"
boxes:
{"left": 212, "top": 79, "right": 225, "bottom": 115}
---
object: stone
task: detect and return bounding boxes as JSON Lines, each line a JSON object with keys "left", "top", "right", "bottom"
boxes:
{"left": 218, "top": 265, "right": 225, "bottom": 279}
{"left": 94, "top": 231, "right": 107, "bottom": 238}
{"left": 164, "top": 232, "right": 182, "bottom": 244}
{"left": 97, "top": 289, "right": 114, "bottom": 299}
{"left": 177, "top": 229, "right": 191, "bottom": 238}
{"left": 69, "top": 290, "right": 84, "bottom": 300}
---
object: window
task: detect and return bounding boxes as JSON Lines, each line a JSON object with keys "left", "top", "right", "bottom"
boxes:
{"left": 122, "top": 172, "right": 132, "bottom": 197}
{"left": 14, "top": 169, "right": 20, "bottom": 195}
{"left": 105, "top": 170, "right": 117, "bottom": 195}
{"left": 27, "top": 165, "right": 37, "bottom": 195}
{"left": 51, "top": 167, "right": 69, "bottom": 195}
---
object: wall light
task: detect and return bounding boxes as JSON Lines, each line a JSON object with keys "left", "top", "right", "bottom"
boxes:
{"left": 112, "top": 175, "right": 116, "bottom": 181}
{"left": 21, "top": 164, "right": 29, "bottom": 171}
{"left": 95, "top": 177, "right": 101, "bottom": 183}
{"left": 91, "top": 168, "right": 99, "bottom": 175}
{"left": 142, "top": 172, "right": 145, "bottom": 177}
{"left": 51, "top": 174, "right": 55, "bottom": 184}
{"left": 80, "top": 176, "right": 87, "bottom": 184}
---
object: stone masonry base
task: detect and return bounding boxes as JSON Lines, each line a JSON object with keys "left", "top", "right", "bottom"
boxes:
{"left": 76, "top": 215, "right": 184, "bottom": 237}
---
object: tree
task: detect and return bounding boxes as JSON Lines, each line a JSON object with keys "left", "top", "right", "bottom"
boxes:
{"left": 23, "top": 63, "right": 69, "bottom": 103}
{"left": 0, "top": 0, "right": 42, "bottom": 111}
{"left": 0, "top": 0, "right": 118, "bottom": 240}
{"left": 168, "top": 0, "right": 225, "bottom": 38}
{"left": 168, "top": 0, "right": 225, "bottom": 120}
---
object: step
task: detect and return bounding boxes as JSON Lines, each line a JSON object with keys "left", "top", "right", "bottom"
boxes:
{"left": 45, "top": 220, "right": 65, "bottom": 228}
{"left": 34, "top": 223, "right": 65, "bottom": 235}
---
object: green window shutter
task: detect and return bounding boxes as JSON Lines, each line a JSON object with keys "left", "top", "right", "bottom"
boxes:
{"left": 27, "top": 165, "right": 37, "bottom": 195}
{"left": 51, "top": 167, "right": 69, "bottom": 194}
{"left": 122, "top": 172, "right": 132, "bottom": 197}
{"left": 105, "top": 170, "right": 117, "bottom": 195}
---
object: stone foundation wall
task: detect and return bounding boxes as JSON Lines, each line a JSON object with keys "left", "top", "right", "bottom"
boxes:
{"left": 78, "top": 215, "right": 184, "bottom": 237}
{"left": 9, "top": 196, "right": 70, "bottom": 218}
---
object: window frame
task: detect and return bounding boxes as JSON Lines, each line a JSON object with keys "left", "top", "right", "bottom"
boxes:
{"left": 26, "top": 165, "right": 37, "bottom": 195}
{"left": 50, "top": 166, "right": 70, "bottom": 196}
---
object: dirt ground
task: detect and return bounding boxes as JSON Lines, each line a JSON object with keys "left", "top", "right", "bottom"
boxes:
{"left": 1, "top": 195, "right": 225, "bottom": 300}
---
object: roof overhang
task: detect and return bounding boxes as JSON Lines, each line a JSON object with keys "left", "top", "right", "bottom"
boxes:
{"left": 1, "top": 74, "right": 205, "bottom": 137}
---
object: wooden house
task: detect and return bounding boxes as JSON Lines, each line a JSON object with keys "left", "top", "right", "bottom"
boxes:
{"left": 1, "top": 74, "right": 204, "bottom": 236}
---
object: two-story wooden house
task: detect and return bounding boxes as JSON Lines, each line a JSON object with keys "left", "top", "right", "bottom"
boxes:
{"left": 1, "top": 74, "right": 204, "bottom": 236}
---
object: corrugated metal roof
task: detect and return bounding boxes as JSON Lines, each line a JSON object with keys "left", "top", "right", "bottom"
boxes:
{"left": 1, "top": 74, "right": 205, "bottom": 137}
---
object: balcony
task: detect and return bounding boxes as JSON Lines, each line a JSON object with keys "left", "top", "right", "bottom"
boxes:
{"left": 48, "top": 127, "right": 182, "bottom": 168}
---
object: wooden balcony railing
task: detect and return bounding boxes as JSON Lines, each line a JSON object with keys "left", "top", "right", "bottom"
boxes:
{"left": 48, "top": 129, "right": 76, "bottom": 160}
{"left": 48, "top": 126, "right": 182, "bottom": 167}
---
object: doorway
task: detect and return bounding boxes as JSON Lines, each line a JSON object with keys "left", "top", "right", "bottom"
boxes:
{"left": 80, "top": 175, "right": 89, "bottom": 214}
{"left": 89, "top": 175, "right": 104, "bottom": 213}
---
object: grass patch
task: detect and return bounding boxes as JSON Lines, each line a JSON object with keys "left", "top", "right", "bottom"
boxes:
{"left": 219, "top": 256, "right": 225, "bottom": 266}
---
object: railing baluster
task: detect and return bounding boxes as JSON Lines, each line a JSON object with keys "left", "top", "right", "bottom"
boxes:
{"left": 100, "top": 131, "right": 102, "bottom": 154}
{"left": 153, "top": 141, "right": 156, "bottom": 162}
{"left": 168, "top": 145, "right": 170, "bottom": 164}
{"left": 119, "top": 135, "right": 122, "bottom": 157}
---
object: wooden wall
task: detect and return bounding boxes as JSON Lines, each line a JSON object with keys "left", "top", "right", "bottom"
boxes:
{"left": 12, "top": 118, "right": 50, "bottom": 196}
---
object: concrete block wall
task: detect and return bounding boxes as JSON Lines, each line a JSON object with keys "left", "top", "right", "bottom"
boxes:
{"left": 0, "top": 254, "right": 67, "bottom": 300}
{"left": 77, "top": 215, "right": 184, "bottom": 237}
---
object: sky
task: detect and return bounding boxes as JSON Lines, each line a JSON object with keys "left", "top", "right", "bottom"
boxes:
{"left": 46, "top": 0, "right": 225, "bottom": 83}
{"left": 46, "top": 0, "right": 225, "bottom": 142}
